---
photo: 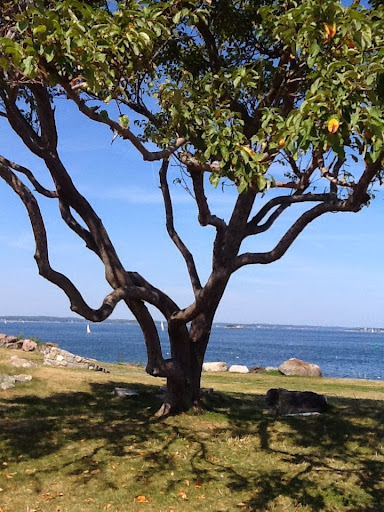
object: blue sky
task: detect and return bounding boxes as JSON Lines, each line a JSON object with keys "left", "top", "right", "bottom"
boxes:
{"left": 1, "top": 98, "right": 384, "bottom": 328}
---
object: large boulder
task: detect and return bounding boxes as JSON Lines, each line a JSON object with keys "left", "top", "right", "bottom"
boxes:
{"left": 228, "top": 365, "right": 249, "bottom": 373}
{"left": 22, "top": 339, "right": 38, "bottom": 352}
{"left": 278, "top": 358, "right": 322, "bottom": 377}
{"left": 265, "top": 388, "right": 328, "bottom": 415}
{"left": 202, "top": 362, "right": 228, "bottom": 372}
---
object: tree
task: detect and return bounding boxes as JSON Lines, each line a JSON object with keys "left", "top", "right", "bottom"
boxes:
{"left": 0, "top": 0, "right": 384, "bottom": 415}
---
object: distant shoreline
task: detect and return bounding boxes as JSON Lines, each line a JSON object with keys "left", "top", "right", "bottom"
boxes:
{"left": 1, "top": 315, "right": 384, "bottom": 332}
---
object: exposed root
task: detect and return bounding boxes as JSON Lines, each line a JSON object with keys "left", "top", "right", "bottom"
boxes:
{"left": 191, "top": 403, "right": 205, "bottom": 415}
{"left": 154, "top": 402, "right": 172, "bottom": 418}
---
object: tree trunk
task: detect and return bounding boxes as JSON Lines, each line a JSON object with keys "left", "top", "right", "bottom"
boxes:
{"left": 156, "top": 313, "right": 216, "bottom": 416}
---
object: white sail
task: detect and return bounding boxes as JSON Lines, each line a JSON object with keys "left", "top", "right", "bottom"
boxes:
{"left": 161, "top": 321, "right": 165, "bottom": 331}
{"left": 86, "top": 324, "right": 91, "bottom": 334}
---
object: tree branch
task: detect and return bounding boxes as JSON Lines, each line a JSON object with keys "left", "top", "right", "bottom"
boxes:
{"left": 190, "top": 170, "right": 227, "bottom": 267}
{"left": 0, "top": 161, "right": 127, "bottom": 321}
{"left": 159, "top": 159, "right": 202, "bottom": 293}
{"left": 59, "top": 79, "right": 186, "bottom": 161}
{"left": 235, "top": 199, "right": 355, "bottom": 270}
{"left": 0, "top": 155, "right": 57, "bottom": 198}
{"left": 28, "top": 84, "right": 58, "bottom": 150}
{"left": 246, "top": 193, "right": 334, "bottom": 236}
{"left": 0, "top": 84, "right": 46, "bottom": 158}
{"left": 190, "top": 171, "right": 226, "bottom": 230}
{"left": 58, "top": 199, "right": 100, "bottom": 256}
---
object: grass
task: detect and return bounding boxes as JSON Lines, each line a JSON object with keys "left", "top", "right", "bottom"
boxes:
{"left": 1, "top": 348, "right": 384, "bottom": 512}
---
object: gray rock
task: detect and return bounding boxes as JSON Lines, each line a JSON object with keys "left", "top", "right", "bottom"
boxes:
{"left": 0, "top": 373, "right": 15, "bottom": 384}
{"left": 0, "top": 374, "right": 16, "bottom": 390}
{"left": 228, "top": 364, "right": 249, "bottom": 373}
{"left": 1, "top": 380, "right": 15, "bottom": 390}
{"left": 278, "top": 358, "right": 322, "bottom": 377}
{"left": 9, "top": 356, "right": 38, "bottom": 368}
{"left": 114, "top": 387, "right": 139, "bottom": 397}
{"left": 265, "top": 388, "right": 328, "bottom": 415}
{"left": 202, "top": 361, "right": 228, "bottom": 372}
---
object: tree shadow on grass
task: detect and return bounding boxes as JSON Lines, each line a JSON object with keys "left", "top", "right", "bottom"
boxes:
{"left": 204, "top": 390, "right": 384, "bottom": 511}
{"left": 1, "top": 382, "right": 384, "bottom": 510}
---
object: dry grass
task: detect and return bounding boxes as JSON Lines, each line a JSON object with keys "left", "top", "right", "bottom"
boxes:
{"left": 1, "top": 347, "right": 384, "bottom": 512}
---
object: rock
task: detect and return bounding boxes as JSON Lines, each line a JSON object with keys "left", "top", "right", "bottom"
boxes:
{"left": 228, "top": 364, "right": 249, "bottom": 373}
{"left": 9, "top": 356, "right": 38, "bottom": 368}
{"left": 202, "top": 362, "right": 228, "bottom": 372}
{"left": 0, "top": 373, "right": 32, "bottom": 390}
{"left": 114, "top": 387, "right": 139, "bottom": 397}
{"left": 0, "top": 374, "right": 16, "bottom": 390}
{"left": 13, "top": 374, "right": 33, "bottom": 383}
{"left": 22, "top": 339, "right": 37, "bottom": 352}
{"left": 265, "top": 367, "right": 278, "bottom": 372}
{"left": 200, "top": 387, "right": 214, "bottom": 395}
{"left": 265, "top": 388, "right": 328, "bottom": 415}
{"left": 1, "top": 380, "right": 15, "bottom": 390}
{"left": 249, "top": 366, "right": 266, "bottom": 374}
{"left": 43, "top": 346, "right": 109, "bottom": 373}
{"left": 278, "top": 358, "right": 322, "bottom": 377}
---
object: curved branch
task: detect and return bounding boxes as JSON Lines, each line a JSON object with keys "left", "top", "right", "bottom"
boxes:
{"left": 190, "top": 170, "right": 227, "bottom": 267}
{"left": 0, "top": 84, "right": 46, "bottom": 158}
{"left": 58, "top": 199, "right": 100, "bottom": 256}
{"left": 0, "top": 161, "right": 127, "bottom": 321}
{"left": 190, "top": 171, "right": 226, "bottom": 230}
{"left": 235, "top": 199, "right": 355, "bottom": 270}
{"left": 159, "top": 159, "right": 202, "bottom": 293}
{"left": 59, "top": 79, "right": 186, "bottom": 161}
{"left": 246, "top": 193, "right": 334, "bottom": 236}
{"left": 0, "top": 155, "right": 57, "bottom": 198}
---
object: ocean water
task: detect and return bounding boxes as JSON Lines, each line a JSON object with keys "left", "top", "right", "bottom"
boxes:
{"left": 1, "top": 319, "right": 383, "bottom": 381}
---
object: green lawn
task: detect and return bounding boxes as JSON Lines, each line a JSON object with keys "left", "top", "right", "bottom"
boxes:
{"left": 1, "top": 347, "right": 384, "bottom": 512}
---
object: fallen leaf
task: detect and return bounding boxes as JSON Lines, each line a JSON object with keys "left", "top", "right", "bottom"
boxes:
{"left": 177, "top": 491, "right": 188, "bottom": 500}
{"left": 195, "top": 482, "right": 202, "bottom": 489}
{"left": 135, "top": 495, "right": 148, "bottom": 503}
{"left": 185, "top": 480, "right": 190, "bottom": 487}
{"left": 197, "top": 495, "right": 205, "bottom": 499}
{"left": 104, "top": 504, "right": 112, "bottom": 510}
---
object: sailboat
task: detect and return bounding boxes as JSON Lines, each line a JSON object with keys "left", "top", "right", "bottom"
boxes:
{"left": 160, "top": 321, "right": 165, "bottom": 331}
{"left": 86, "top": 324, "right": 91, "bottom": 334}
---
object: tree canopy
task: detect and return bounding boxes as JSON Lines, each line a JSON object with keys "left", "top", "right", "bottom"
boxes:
{"left": 1, "top": 0, "right": 384, "bottom": 413}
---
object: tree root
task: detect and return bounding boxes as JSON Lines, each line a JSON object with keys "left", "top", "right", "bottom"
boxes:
{"left": 154, "top": 402, "right": 172, "bottom": 418}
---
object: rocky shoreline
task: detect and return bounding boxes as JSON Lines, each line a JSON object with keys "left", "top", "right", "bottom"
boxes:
{"left": 1, "top": 334, "right": 322, "bottom": 381}
{"left": 0, "top": 333, "right": 110, "bottom": 373}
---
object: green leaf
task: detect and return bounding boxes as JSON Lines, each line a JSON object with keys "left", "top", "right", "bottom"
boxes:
{"left": 23, "top": 56, "right": 35, "bottom": 76}
{"left": 119, "top": 114, "right": 130, "bottom": 128}
{"left": 32, "top": 25, "right": 47, "bottom": 35}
